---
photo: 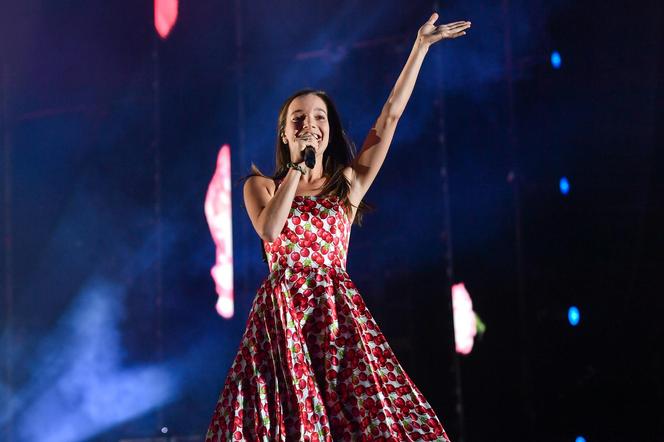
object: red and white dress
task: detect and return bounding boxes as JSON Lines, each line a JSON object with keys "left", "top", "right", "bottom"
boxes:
{"left": 205, "top": 192, "right": 450, "bottom": 441}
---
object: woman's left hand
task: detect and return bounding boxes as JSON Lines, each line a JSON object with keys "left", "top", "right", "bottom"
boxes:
{"left": 417, "top": 12, "right": 471, "bottom": 48}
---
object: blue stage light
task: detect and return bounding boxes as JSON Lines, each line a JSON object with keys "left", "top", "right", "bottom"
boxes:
{"left": 575, "top": 436, "right": 586, "bottom": 442}
{"left": 551, "top": 51, "right": 562, "bottom": 69}
{"left": 560, "top": 177, "right": 570, "bottom": 195}
{"left": 568, "top": 306, "right": 580, "bottom": 326}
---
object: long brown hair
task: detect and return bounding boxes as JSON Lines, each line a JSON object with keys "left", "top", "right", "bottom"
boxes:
{"left": 240, "top": 88, "right": 374, "bottom": 262}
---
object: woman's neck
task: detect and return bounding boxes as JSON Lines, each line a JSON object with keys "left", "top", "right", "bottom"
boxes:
{"left": 300, "top": 165, "right": 325, "bottom": 183}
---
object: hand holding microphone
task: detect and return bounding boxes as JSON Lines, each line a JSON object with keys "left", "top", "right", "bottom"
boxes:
{"left": 296, "top": 133, "right": 318, "bottom": 169}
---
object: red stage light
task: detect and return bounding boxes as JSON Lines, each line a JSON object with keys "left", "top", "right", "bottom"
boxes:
{"left": 154, "top": 0, "right": 178, "bottom": 39}
{"left": 205, "top": 145, "right": 235, "bottom": 318}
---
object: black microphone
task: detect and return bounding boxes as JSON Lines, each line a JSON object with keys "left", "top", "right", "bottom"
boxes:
{"left": 304, "top": 146, "right": 316, "bottom": 169}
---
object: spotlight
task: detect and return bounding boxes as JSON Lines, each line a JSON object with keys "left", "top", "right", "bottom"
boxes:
{"left": 551, "top": 51, "right": 562, "bottom": 69}
{"left": 568, "top": 306, "right": 580, "bottom": 326}
{"left": 559, "top": 176, "right": 570, "bottom": 195}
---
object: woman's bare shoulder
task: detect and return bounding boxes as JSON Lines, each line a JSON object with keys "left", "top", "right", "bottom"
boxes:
{"left": 244, "top": 175, "right": 277, "bottom": 198}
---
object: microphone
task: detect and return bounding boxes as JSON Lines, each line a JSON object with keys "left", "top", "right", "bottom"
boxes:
{"left": 303, "top": 146, "right": 316, "bottom": 169}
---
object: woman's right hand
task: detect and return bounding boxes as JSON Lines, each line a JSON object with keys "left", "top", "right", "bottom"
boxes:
{"left": 293, "top": 133, "right": 319, "bottom": 163}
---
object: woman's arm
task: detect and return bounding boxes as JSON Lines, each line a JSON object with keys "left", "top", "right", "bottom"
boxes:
{"left": 347, "top": 12, "right": 470, "bottom": 203}
{"left": 244, "top": 167, "right": 302, "bottom": 242}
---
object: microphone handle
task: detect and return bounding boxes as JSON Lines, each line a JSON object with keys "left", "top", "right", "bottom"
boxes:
{"left": 304, "top": 146, "right": 316, "bottom": 169}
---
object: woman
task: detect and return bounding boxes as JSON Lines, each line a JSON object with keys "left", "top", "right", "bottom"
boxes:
{"left": 206, "top": 12, "right": 471, "bottom": 441}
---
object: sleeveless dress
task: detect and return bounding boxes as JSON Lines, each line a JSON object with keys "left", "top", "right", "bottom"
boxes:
{"left": 205, "top": 190, "right": 451, "bottom": 442}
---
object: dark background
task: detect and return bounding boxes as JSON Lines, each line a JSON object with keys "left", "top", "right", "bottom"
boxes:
{"left": 1, "top": 0, "right": 662, "bottom": 441}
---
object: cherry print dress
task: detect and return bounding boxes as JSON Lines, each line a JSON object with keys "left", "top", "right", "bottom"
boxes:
{"left": 205, "top": 189, "right": 451, "bottom": 441}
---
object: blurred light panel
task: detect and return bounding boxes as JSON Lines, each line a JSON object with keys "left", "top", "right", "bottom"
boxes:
{"left": 154, "top": 0, "right": 178, "bottom": 39}
{"left": 560, "top": 176, "right": 570, "bottom": 195}
{"left": 551, "top": 50, "right": 562, "bottom": 69}
{"left": 568, "top": 306, "right": 581, "bottom": 326}
{"left": 205, "top": 144, "right": 235, "bottom": 318}
{"left": 452, "top": 282, "right": 477, "bottom": 355}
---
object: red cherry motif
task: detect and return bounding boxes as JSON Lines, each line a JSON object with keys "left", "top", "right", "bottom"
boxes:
{"left": 207, "top": 195, "right": 450, "bottom": 442}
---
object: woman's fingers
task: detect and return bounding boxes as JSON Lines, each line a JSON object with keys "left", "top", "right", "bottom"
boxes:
{"left": 437, "top": 24, "right": 470, "bottom": 36}
{"left": 435, "top": 28, "right": 468, "bottom": 40}
{"left": 446, "top": 21, "right": 470, "bottom": 26}
{"left": 444, "top": 22, "right": 471, "bottom": 30}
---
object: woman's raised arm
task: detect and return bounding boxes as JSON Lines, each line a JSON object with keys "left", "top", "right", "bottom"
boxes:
{"left": 346, "top": 12, "right": 471, "bottom": 204}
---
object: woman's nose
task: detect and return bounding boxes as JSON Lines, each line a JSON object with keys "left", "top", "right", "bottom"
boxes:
{"left": 303, "top": 115, "right": 316, "bottom": 129}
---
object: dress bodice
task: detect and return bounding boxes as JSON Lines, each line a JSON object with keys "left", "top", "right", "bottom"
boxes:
{"left": 263, "top": 195, "right": 351, "bottom": 273}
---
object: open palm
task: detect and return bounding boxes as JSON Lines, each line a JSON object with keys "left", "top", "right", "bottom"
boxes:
{"left": 418, "top": 12, "right": 471, "bottom": 47}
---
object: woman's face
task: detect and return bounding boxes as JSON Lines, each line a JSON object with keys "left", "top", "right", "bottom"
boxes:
{"left": 282, "top": 94, "right": 330, "bottom": 162}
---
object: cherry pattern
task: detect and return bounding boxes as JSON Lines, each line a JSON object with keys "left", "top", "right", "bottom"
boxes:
{"left": 206, "top": 194, "right": 450, "bottom": 441}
